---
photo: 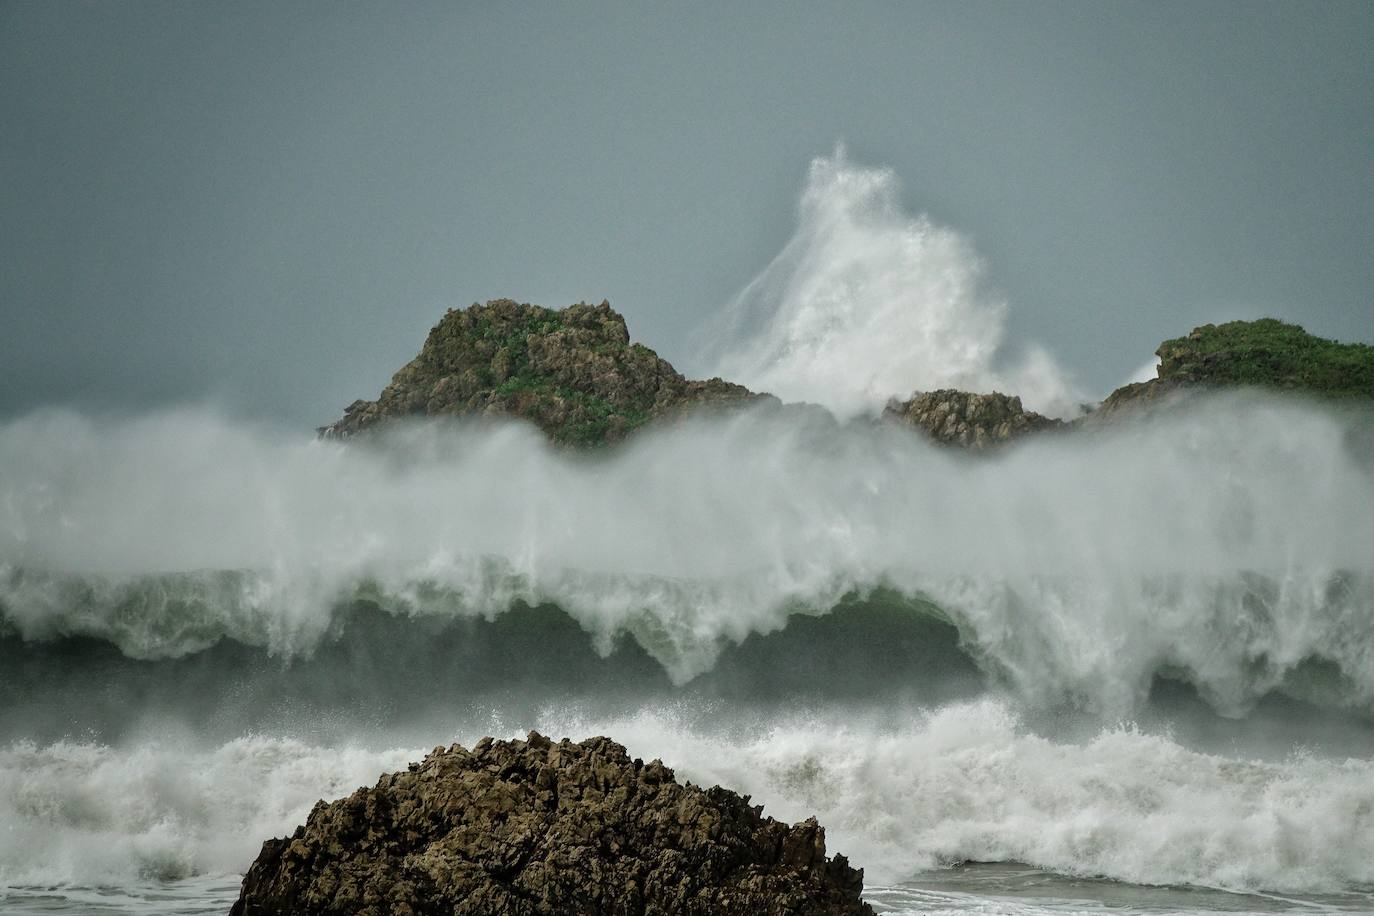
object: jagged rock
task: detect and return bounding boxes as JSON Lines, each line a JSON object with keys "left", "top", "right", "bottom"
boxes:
{"left": 230, "top": 732, "right": 873, "bottom": 916}
{"left": 884, "top": 389, "right": 1063, "bottom": 449}
{"left": 320, "top": 299, "right": 769, "bottom": 446}
{"left": 1094, "top": 318, "right": 1374, "bottom": 420}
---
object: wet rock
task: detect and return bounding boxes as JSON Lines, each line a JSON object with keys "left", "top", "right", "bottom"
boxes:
{"left": 319, "top": 299, "right": 769, "bottom": 447}
{"left": 884, "top": 389, "right": 1063, "bottom": 450}
{"left": 230, "top": 732, "right": 874, "bottom": 916}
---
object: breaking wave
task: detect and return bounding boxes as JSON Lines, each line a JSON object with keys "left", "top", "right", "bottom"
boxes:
{"left": 1, "top": 395, "right": 1372, "bottom": 719}
{"left": 1, "top": 394, "right": 1373, "bottom": 899}
{"left": 700, "top": 148, "right": 1082, "bottom": 418}
{"left": 586, "top": 702, "right": 1374, "bottom": 893}
{"left": 4, "top": 702, "right": 1374, "bottom": 894}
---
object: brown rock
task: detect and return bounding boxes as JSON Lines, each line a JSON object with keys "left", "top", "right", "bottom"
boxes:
{"left": 230, "top": 732, "right": 874, "bottom": 916}
{"left": 320, "top": 299, "right": 771, "bottom": 447}
{"left": 884, "top": 389, "right": 1063, "bottom": 450}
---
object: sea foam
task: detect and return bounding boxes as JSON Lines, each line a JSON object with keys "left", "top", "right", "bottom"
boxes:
{"left": 3, "top": 702, "right": 1373, "bottom": 893}
{"left": 1, "top": 394, "right": 1371, "bottom": 718}
{"left": 698, "top": 148, "right": 1081, "bottom": 418}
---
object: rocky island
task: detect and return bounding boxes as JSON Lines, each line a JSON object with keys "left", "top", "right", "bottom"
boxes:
{"left": 1096, "top": 317, "right": 1374, "bottom": 418}
{"left": 323, "top": 300, "right": 1373, "bottom": 452}
{"left": 320, "top": 299, "right": 766, "bottom": 447}
{"left": 231, "top": 732, "right": 873, "bottom": 916}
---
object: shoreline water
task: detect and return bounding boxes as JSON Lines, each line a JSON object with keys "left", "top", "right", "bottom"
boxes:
{"left": 5, "top": 696, "right": 1374, "bottom": 905}
{"left": 7, "top": 866, "right": 1374, "bottom": 916}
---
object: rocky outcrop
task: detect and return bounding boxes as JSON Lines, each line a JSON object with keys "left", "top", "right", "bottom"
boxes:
{"left": 230, "top": 732, "right": 873, "bottom": 916}
{"left": 1094, "top": 318, "right": 1374, "bottom": 420}
{"left": 324, "top": 305, "right": 1372, "bottom": 450}
{"left": 321, "top": 299, "right": 768, "bottom": 446}
{"left": 884, "top": 389, "right": 1063, "bottom": 449}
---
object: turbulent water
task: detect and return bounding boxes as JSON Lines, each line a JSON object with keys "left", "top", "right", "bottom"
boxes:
{"left": 699, "top": 148, "right": 1082, "bottom": 419}
{"left": 2, "top": 393, "right": 1373, "bottom": 914}
{"left": 5, "top": 150, "right": 1373, "bottom": 914}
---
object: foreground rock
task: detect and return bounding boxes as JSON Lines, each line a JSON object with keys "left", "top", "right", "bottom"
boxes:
{"left": 231, "top": 732, "right": 873, "bottom": 916}
{"left": 885, "top": 389, "right": 1064, "bottom": 449}
{"left": 321, "top": 299, "right": 767, "bottom": 446}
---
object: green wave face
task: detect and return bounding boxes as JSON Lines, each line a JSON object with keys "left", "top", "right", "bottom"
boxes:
{"left": 2, "top": 396, "right": 1373, "bottom": 729}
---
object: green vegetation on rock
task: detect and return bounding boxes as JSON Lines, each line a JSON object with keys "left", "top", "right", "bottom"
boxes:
{"left": 322, "top": 299, "right": 764, "bottom": 446}
{"left": 1154, "top": 318, "right": 1374, "bottom": 397}
{"left": 1096, "top": 318, "right": 1374, "bottom": 418}
{"left": 326, "top": 306, "right": 1373, "bottom": 450}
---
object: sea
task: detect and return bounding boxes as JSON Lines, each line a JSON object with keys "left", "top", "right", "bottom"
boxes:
{"left": 2, "top": 392, "right": 1373, "bottom": 915}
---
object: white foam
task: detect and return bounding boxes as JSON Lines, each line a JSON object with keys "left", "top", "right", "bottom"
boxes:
{"left": 0, "top": 736, "right": 413, "bottom": 886}
{"left": 701, "top": 148, "right": 1082, "bottom": 418}
{"left": 2, "top": 396, "right": 1372, "bottom": 715}
{"left": 527, "top": 702, "right": 1374, "bottom": 895}
{"left": 5, "top": 702, "right": 1372, "bottom": 895}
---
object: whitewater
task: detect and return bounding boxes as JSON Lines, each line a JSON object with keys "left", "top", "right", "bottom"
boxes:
{"left": 3, "top": 153, "right": 1373, "bottom": 914}
{"left": 3, "top": 395, "right": 1374, "bottom": 914}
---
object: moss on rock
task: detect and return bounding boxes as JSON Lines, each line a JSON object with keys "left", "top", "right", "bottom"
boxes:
{"left": 1155, "top": 318, "right": 1374, "bottom": 396}
{"left": 1098, "top": 318, "right": 1374, "bottom": 418}
{"left": 321, "top": 299, "right": 767, "bottom": 446}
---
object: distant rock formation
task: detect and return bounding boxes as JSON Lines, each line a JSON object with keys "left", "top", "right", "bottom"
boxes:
{"left": 323, "top": 306, "right": 1372, "bottom": 450}
{"left": 321, "top": 299, "right": 768, "bottom": 446}
{"left": 230, "top": 732, "right": 873, "bottom": 916}
{"left": 884, "top": 389, "right": 1064, "bottom": 449}
{"left": 1095, "top": 318, "right": 1374, "bottom": 419}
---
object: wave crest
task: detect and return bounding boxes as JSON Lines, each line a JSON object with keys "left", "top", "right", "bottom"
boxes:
{"left": 700, "top": 148, "right": 1081, "bottom": 418}
{"left": 1, "top": 396, "right": 1372, "bottom": 716}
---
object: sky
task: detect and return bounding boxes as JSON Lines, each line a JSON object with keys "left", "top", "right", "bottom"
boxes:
{"left": 3, "top": 1, "right": 1372, "bottom": 427}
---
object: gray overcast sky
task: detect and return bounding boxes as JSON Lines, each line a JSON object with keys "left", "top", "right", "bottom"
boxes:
{"left": 3, "top": 1, "right": 1372, "bottom": 427}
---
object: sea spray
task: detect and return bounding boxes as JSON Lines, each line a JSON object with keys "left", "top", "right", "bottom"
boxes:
{"left": 567, "top": 702, "right": 1374, "bottom": 892}
{"left": 0, "top": 736, "right": 415, "bottom": 886}
{"left": 2, "top": 398, "right": 1372, "bottom": 903}
{"left": 1, "top": 395, "right": 1371, "bottom": 717}
{"left": 698, "top": 148, "right": 1082, "bottom": 418}
{"left": 4, "top": 703, "right": 1374, "bottom": 894}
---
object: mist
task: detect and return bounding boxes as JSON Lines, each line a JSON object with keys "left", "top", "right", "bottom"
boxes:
{"left": 2, "top": 394, "right": 1371, "bottom": 717}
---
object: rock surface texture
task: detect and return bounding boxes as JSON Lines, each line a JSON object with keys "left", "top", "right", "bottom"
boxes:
{"left": 230, "top": 732, "right": 873, "bottom": 916}
{"left": 1095, "top": 318, "right": 1374, "bottom": 420}
{"left": 320, "top": 299, "right": 765, "bottom": 446}
{"left": 323, "top": 306, "right": 1371, "bottom": 450}
{"left": 884, "top": 389, "right": 1063, "bottom": 449}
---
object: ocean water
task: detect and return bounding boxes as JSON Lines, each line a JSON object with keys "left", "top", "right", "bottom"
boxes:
{"left": 2, "top": 395, "right": 1373, "bottom": 915}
